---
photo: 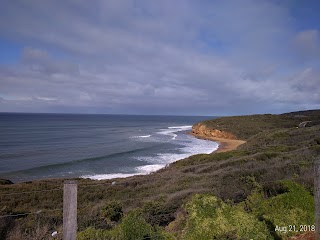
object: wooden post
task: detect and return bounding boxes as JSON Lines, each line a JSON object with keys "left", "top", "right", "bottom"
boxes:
{"left": 63, "top": 180, "right": 77, "bottom": 240}
{"left": 315, "top": 160, "right": 320, "bottom": 240}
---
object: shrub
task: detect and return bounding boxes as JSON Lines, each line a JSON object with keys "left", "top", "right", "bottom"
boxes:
{"left": 310, "top": 145, "right": 320, "bottom": 154}
{"left": 102, "top": 201, "right": 123, "bottom": 222}
{"left": 117, "top": 210, "right": 172, "bottom": 240}
{"left": 244, "top": 180, "right": 315, "bottom": 238}
{"left": 255, "top": 152, "right": 280, "bottom": 161}
{"left": 78, "top": 210, "right": 173, "bottom": 240}
{"left": 142, "top": 200, "right": 172, "bottom": 226}
{"left": 78, "top": 227, "right": 116, "bottom": 240}
{"left": 0, "top": 179, "right": 13, "bottom": 185}
{"left": 182, "top": 194, "right": 272, "bottom": 240}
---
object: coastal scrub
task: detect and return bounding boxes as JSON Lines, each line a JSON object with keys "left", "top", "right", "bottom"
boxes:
{"left": 181, "top": 194, "right": 272, "bottom": 239}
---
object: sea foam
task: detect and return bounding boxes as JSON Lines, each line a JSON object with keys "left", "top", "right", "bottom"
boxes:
{"left": 156, "top": 125, "right": 192, "bottom": 140}
{"left": 82, "top": 173, "right": 140, "bottom": 180}
{"left": 130, "top": 135, "right": 151, "bottom": 138}
{"left": 82, "top": 125, "right": 218, "bottom": 180}
{"left": 136, "top": 164, "right": 165, "bottom": 173}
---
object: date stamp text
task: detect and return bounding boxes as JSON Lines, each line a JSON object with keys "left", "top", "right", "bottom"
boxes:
{"left": 275, "top": 225, "right": 315, "bottom": 233}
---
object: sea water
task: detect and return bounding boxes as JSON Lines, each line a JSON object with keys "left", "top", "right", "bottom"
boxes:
{"left": 0, "top": 113, "right": 218, "bottom": 182}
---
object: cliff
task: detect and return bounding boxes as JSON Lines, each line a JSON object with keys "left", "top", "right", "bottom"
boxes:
{"left": 192, "top": 122, "right": 237, "bottom": 140}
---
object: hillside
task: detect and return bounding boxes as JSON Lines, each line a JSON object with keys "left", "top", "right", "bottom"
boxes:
{"left": 1, "top": 110, "right": 320, "bottom": 239}
{"left": 192, "top": 110, "right": 320, "bottom": 140}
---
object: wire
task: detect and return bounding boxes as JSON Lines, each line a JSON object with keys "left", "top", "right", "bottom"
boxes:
{"left": 0, "top": 208, "right": 62, "bottom": 218}
{"left": 0, "top": 212, "right": 32, "bottom": 218}
{"left": 78, "top": 182, "right": 114, "bottom": 188}
{"left": 0, "top": 181, "right": 128, "bottom": 197}
{"left": 0, "top": 188, "right": 62, "bottom": 197}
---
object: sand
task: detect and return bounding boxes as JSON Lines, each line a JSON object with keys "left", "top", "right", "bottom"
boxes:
{"left": 190, "top": 133, "right": 246, "bottom": 153}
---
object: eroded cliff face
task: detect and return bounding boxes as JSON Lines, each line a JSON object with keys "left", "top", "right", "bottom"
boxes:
{"left": 192, "top": 123, "right": 237, "bottom": 140}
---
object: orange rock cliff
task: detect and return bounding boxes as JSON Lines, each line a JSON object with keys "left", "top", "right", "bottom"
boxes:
{"left": 192, "top": 123, "right": 237, "bottom": 140}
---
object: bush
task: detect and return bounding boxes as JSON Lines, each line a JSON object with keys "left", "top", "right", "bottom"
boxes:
{"left": 244, "top": 180, "right": 315, "bottom": 238}
{"left": 78, "top": 227, "right": 116, "bottom": 240}
{"left": 182, "top": 194, "right": 272, "bottom": 240}
{"left": 102, "top": 201, "right": 123, "bottom": 222}
{"left": 78, "top": 210, "right": 173, "bottom": 240}
{"left": 0, "top": 179, "right": 13, "bottom": 185}
{"left": 142, "top": 200, "right": 173, "bottom": 226}
{"left": 118, "top": 210, "right": 173, "bottom": 240}
{"left": 117, "top": 210, "right": 153, "bottom": 239}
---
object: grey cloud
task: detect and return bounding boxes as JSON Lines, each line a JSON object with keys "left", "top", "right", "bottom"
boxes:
{"left": 21, "top": 47, "right": 79, "bottom": 75}
{"left": 0, "top": 0, "right": 319, "bottom": 115}
{"left": 290, "top": 68, "right": 320, "bottom": 94}
{"left": 293, "top": 30, "right": 320, "bottom": 61}
{"left": 22, "top": 47, "right": 49, "bottom": 60}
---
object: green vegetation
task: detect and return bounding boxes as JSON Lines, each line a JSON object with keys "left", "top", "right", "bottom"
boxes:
{"left": 102, "top": 201, "right": 123, "bottom": 223}
{"left": 244, "top": 180, "right": 314, "bottom": 239}
{"left": 1, "top": 110, "right": 320, "bottom": 239}
{"left": 78, "top": 210, "right": 173, "bottom": 240}
{"left": 78, "top": 180, "right": 314, "bottom": 239}
{"left": 179, "top": 180, "right": 314, "bottom": 239}
{"left": 200, "top": 110, "right": 320, "bottom": 140}
{"left": 182, "top": 194, "right": 272, "bottom": 239}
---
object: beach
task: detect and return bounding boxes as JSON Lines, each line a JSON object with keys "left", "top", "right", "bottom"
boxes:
{"left": 189, "top": 132, "right": 246, "bottom": 153}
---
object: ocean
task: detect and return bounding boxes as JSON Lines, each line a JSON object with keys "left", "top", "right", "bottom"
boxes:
{"left": 0, "top": 113, "right": 219, "bottom": 183}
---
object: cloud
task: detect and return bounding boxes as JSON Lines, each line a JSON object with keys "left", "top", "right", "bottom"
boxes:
{"left": 293, "top": 29, "right": 320, "bottom": 60}
{"left": 0, "top": 0, "right": 319, "bottom": 115}
{"left": 20, "top": 47, "right": 79, "bottom": 75}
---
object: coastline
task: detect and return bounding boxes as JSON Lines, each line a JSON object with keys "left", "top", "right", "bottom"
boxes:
{"left": 82, "top": 130, "right": 221, "bottom": 181}
{"left": 189, "top": 132, "right": 246, "bottom": 153}
{"left": 2, "top": 128, "right": 243, "bottom": 183}
{"left": 82, "top": 131, "right": 241, "bottom": 181}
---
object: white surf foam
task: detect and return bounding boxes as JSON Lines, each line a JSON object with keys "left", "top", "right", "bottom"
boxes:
{"left": 81, "top": 164, "right": 166, "bottom": 180}
{"left": 130, "top": 135, "right": 151, "bottom": 138}
{"left": 82, "top": 126, "right": 219, "bottom": 181}
{"left": 168, "top": 125, "right": 192, "bottom": 129}
{"left": 81, "top": 164, "right": 165, "bottom": 180}
{"left": 82, "top": 172, "right": 141, "bottom": 180}
{"left": 136, "top": 164, "right": 165, "bottom": 173}
{"left": 136, "top": 135, "right": 219, "bottom": 165}
{"left": 156, "top": 125, "right": 192, "bottom": 140}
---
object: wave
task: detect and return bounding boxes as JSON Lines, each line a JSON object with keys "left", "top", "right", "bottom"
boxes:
{"left": 135, "top": 135, "right": 219, "bottom": 165}
{"left": 131, "top": 126, "right": 192, "bottom": 141}
{"left": 6, "top": 146, "right": 158, "bottom": 174}
{"left": 13, "top": 125, "right": 217, "bottom": 181}
{"left": 82, "top": 173, "right": 139, "bottom": 180}
{"left": 156, "top": 125, "right": 192, "bottom": 140}
{"left": 81, "top": 133, "right": 219, "bottom": 181}
{"left": 167, "top": 125, "right": 192, "bottom": 129}
{"left": 130, "top": 135, "right": 151, "bottom": 138}
{"left": 156, "top": 130, "right": 177, "bottom": 140}
{"left": 82, "top": 164, "right": 165, "bottom": 180}
{"left": 136, "top": 164, "right": 164, "bottom": 173}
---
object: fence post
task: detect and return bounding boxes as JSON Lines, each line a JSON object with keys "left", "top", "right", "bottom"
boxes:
{"left": 63, "top": 180, "right": 77, "bottom": 240}
{"left": 315, "top": 159, "right": 320, "bottom": 240}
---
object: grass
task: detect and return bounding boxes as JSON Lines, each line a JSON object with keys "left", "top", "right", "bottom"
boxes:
{"left": 1, "top": 109, "right": 320, "bottom": 239}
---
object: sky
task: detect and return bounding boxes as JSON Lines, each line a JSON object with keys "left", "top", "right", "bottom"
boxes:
{"left": 0, "top": 0, "right": 320, "bottom": 116}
